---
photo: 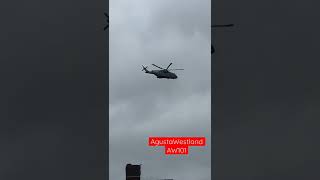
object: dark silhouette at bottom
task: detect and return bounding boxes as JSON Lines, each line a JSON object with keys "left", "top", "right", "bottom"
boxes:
{"left": 126, "top": 164, "right": 141, "bottom": 180}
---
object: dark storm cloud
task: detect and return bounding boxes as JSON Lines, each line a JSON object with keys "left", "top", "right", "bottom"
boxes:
{"left": 0, "top": 0, "right": 107, "bottom": 179}
{"left": 213, "top": 0, "right": 320, "bottom": 179}
{"left": 110, "top": 0, "right": 211, "bottom": 180}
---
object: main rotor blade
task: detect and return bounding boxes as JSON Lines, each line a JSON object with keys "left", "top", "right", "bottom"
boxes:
{"left": 166, "top": 63, "right": 172, "bottom": 69}
{"left": 211, "top": 24, "right": 234, "bottom": 28}
{"left": 168, "top": 69, "right": 184, "bottom": 70}
{"left": 152, "top": 64, "right": 164, "bottom": 69}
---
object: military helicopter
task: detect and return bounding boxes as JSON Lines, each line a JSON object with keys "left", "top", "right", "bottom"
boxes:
{"left": 142, "top": 63, "right": 184, "bottom": 79}
{"left": 211, "top": 24, "right": 234, "bottom": 54}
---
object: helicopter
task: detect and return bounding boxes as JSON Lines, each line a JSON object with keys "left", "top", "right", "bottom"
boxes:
{"left": 142, "top": 63, "right": 184, "bottom": 79}
{"left": 211, "top": 24, "right": 234, "bottom": 54}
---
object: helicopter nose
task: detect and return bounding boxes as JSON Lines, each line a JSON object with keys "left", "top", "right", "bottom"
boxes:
{"left": 173, "top": 74, "right": 177, "bottom": 79}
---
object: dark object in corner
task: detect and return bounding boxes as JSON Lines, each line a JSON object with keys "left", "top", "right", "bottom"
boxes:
{"left": 104, "top": 12, "right": 109, "bottom": 30}
{"left": 211, "top": 24, "right": 234, "bottom": 54}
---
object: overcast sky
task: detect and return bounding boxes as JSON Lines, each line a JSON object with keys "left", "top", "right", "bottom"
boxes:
{"left": 109, "top": 0, "right": 211, "bottom": 180}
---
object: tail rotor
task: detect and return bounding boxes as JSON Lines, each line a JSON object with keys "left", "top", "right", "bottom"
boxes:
{"left": 142, "top": 65, "right": 148, "bottom": 72}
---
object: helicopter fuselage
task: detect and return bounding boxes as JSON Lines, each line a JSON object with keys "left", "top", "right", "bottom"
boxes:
{"left": 146, "top": 69, "right": 177, "bottom": 79}
{"left": 142, "top": 63, "right": 182, "bottom": 79}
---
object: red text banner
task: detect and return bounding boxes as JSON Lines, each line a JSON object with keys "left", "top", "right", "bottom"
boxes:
{"left": 148, "top": 137, "right": 206, "bottom": 155}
